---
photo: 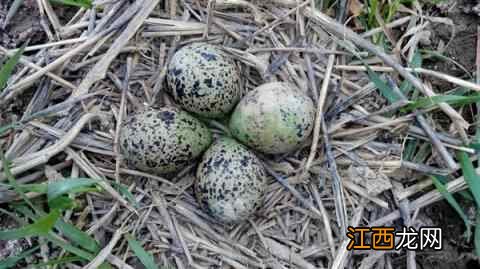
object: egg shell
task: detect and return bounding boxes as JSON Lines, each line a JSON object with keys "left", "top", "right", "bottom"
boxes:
{"left": 195, "top": 137, "right": 266, "bottom": 223}
{"left": 120, "top": 107, "right": 213, "bottom": 174}
{"left": 229, "top": 82, "right": 315, "bottom": 154}
{"left": 167, "top": 43, "right": 241, "bottom": 118}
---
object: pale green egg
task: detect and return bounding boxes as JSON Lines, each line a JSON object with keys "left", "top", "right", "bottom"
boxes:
{"left": 229, "top": 82, "right": 315, "bottom": 154}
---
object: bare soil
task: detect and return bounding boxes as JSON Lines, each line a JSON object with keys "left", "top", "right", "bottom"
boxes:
{"left": 0, "top": 0, "right": 44, "bottom": 48}
{"left": 426, "top": 0, "right": 479, "bottom": 88}
{"left": 414, "top": 1, "right": 480, "bottom": 268}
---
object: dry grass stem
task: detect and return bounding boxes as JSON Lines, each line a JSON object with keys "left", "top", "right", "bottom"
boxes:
{"left": 0, "top": 1, "right": 477, "bottom": 268}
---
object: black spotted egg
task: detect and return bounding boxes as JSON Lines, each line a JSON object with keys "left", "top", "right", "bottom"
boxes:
{"left": 167, "top": 43, "right": 241, "bottom": 118}
{"left": 195, "top": 137, "right": 266, "bottom": 223}
{"left": 229, "top": 82, "right": 315, "bottom": 154}
{"left": 120, "top": 107, "right": 213, "bottom": 174}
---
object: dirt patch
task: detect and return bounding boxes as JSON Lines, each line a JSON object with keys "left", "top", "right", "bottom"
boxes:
{"left": 0, "top": 217, "right": 30, "bottom": 261}
{"left": 423, "top": 0, "right": 478, "bottom": 89}
{"left": 418, "top": 201, "right": 478, "bottom": 269}
{"left": 0, "top": 0, "right": 45, "bottom": 48}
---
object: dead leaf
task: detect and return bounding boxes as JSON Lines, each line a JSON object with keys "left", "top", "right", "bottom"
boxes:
{"left": 349, "top": 0, "right": 364, "bottom": 17}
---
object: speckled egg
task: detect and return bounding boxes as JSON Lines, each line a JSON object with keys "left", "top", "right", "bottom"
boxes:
{"left": 166, "top": 42, "right": 242, "bottom": 118}
{"left": 120, "top": 107, "right": 213, "bottom": 174}
{"left": 229, "top": 82, "right": 315, "bottom": 154}
{"left": 195, "top": 137, "right": 266, "bottom": 223}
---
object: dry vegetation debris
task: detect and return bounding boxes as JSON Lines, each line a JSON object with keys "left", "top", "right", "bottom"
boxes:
{"left": 1, "top": 0, "right": 480, "bottom": 268}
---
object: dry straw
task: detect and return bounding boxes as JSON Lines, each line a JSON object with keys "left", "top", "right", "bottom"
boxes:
{"left": 1, "top": 0, "right": 479, "bottom": 268}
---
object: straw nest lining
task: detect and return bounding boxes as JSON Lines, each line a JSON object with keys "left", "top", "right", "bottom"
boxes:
{"left": 0, "top": 0, "right": 477, "bottom": 268}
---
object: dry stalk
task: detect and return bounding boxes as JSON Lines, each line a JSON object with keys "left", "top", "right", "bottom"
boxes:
{"left": 0, "top": 33, "right": 107, "bottom": 105}
{"left": 0, "top": 113, "right": 100, "bottom": 180}
{"left": 304, "top": 7, "right": 470, "bottom": 142}
{"left": 83, "top": 228, "right": 125, "bottom": 269}
{"left": 331, "top": 204, "right": 364, "bottom": 269}
{"left": 304, "top": 42, "right": 337, "bottom": 174}
{"left": 387, "top": 76, "right": 457, "bottom": 170}
{"left": 71, "top": 0, "right": 160, "bottom": 98}
{"left": 335, "top": 65, "right": 480, "bottom": 92}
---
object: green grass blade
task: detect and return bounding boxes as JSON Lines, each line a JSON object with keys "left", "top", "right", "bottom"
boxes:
{"left": 0, "top": 44, "right": 25, "bottom": 91}
{"left": 55, "top": 220, "right": 100, "bottom": 253}
{"left": 436, "top": 175, "right": 475, "bottom": 201}
{"left": 28, "top": 256, "right": 83, "bottom": 268}
{"left": 403, "top": 138, "right": 418, "bottom": 161}
{"left": 458, "top": 152, "right": 480, "bottom": 208}
{"left": 11, "top": 203, "right": 36, "bottom": 220}
{"left": 13, "top": 205, "right": 108, "bottom": 268}
{"left": 399, "top": 80, "right": 411, "bottom": 94}
{"left": 0, "top": 123, "right": 17, "bottom": 136}
{"left": 405, "top": 94, "right": 480, "bottom": 111}
{"left": 11, "top": 191, "right": 101, "bottom": 254}
{"left": 431, "top": 176, "right": 471, "bottom": 238}
{"left": 9, "top": 191, "right": 100, "bottom": 255}
{"left": 47, "top": 178, "right": 99, "bottom": 201}
{"left": 0, "top": 210, "right": 60, "bottom": 240}
{"left": 17, "top": 183, "right": 48, "bottom": 194}
{"left": 0, "top": 246, "right": 40, "bottom": 269}
{"left": 413, "top": 142, "right": 431, "bottom": 164}
{"left": 365, "top": 65, "right": 401, "bottom": 103}
{"left": 476, "top": 212, "right": 480, "bottom": 257}
{"left": 0, "top": 181, "right": 44, "bottom": 195}
{"left": 1, "top": 152, "right": 38, "bottom": 211}
{"left": 410, "top": 50, "right": 423, "bottom": 70}
{"left": 367, "top": 0, "right": 378, "bottom": 28}
{"left": 386, "top": 0, "right": 401, "bottom": 23}
{"left": 474, "top": 140, "right": 480, "bottom": 154}
{"left": 4, "top": 178, "right": 98, "bottom": 210}
{"left": 48, "top": 196, "right": 76, "bottom": 211}
{"left": 14, "top": 179, "right": 96, "bottom": 197}
{"left": 46, "top": 233, "right": 113, "bottom": 269}
{"left": 49, "top": 0, "right": 92, "bottom": 8}
{"left": 45, "top": 233, "right": 97, "bottom": 261}
{"left": 126, "top": 234, "right": 158, "bottom": 269}
{"left": 111, "top": 181, "right": 138, "bottom": 208}
{"left": 400, "top": 50, "right": 422, "bottom": 95}
{"left": 450, "top": 87, "right": 470, "bottom": 96}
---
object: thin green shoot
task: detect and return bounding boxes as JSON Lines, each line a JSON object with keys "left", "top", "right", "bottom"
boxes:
{"left": 458, "top": 152, "right": 480, "bottom": 208}
{"left": 0, "top": 210, "right": 60, "bottom": 240}
{"left": 0, "top": 43, "right": 25, "bottom": 91}
{"left": 431, "top": 176, "right": 471, "bottom": 239}
{"left": 126, "top": 234, "right": 159, "bottom": 269}
{"left": 49, "top": 0, "right": 92, "bottom": 8}
{"left": 0, "top": 246, "right": 40, "bottom": 269}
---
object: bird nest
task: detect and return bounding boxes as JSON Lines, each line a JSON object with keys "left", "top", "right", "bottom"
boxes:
{"left": 1, "top": 0, "right": 479, "bottom": 268}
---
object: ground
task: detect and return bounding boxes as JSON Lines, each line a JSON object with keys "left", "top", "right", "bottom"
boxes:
{"left": 427, "top": 0, "right": 479, "bottom": 88}
{"left": 417, "top": 1, "right": 480, "bottom": 267}
{"left": 1, "top": 0, "right": 480, "bottom": 268}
